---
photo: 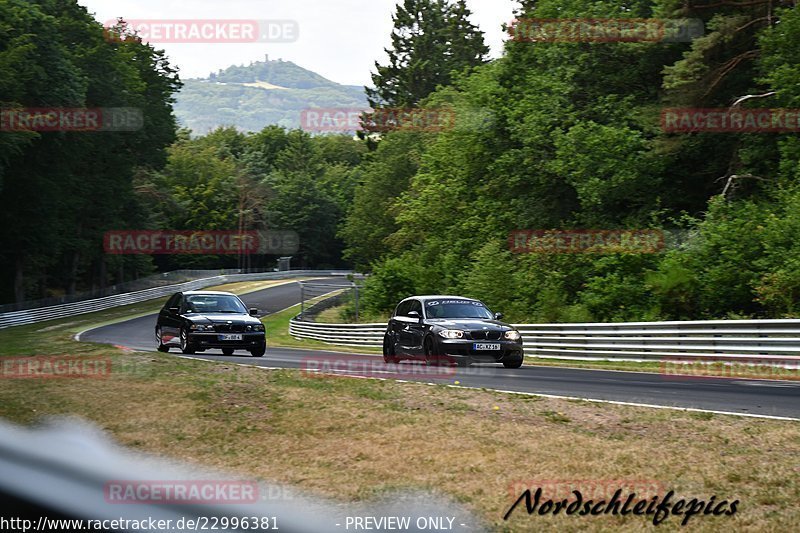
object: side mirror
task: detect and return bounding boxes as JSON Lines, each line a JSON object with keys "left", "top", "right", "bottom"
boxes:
{"left": 249, "top": 308, "right": 259, "bottom": 317}
{"left": 494, "top": 312, "right": 504, "bottom": 320}
{"left": 407, "top": 310, "right": 421, "bottom": 320}
{"left": 169, "top": 307, "right": 179, "bottom": 314}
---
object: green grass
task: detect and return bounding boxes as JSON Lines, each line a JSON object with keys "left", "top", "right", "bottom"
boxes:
{"left": 523, "top": 357, "right": 665, "bottom": 373}
{"left": 0, "top": 298, "right": 170, "bottom": 357}
{"left": 315, "top": 303, "right": 389, "bottom": 324}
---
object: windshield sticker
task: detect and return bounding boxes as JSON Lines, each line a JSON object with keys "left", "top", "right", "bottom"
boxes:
{"left": 427, "top": 300, "right": 483, "bottom": 306}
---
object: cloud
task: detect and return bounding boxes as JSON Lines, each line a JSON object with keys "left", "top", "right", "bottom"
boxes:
{"left": 78, "top": 0, "right": 518, "bottom": 86}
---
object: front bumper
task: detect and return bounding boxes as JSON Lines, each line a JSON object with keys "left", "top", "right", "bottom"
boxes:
{"left": 433, "top": 338, "right": 524, "bottom": 364}
{"left": 187, "top": 332, "right": 266, "bottom": 350}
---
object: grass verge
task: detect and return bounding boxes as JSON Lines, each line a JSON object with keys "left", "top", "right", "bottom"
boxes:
{"left": 522, "top": 357, "right": 665, "bottom": 374}
{"left": 315, "top": 303, "right": 389, "bottom": 325}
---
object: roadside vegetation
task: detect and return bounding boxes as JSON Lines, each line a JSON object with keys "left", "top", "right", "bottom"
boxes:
{"left": 345, "top": 0, "right": 800, "bottom": 324}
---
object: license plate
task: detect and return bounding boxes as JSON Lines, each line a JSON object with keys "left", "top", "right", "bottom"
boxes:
{"left": 219, "top": 334, "right": 243, "bottom": 341}
{"left": 473, "top": 343, "right": 501, "bottom": 351}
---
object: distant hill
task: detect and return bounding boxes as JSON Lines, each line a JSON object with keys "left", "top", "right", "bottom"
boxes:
{"left": 174, "top": 57, "right": 368, "bottom": 134}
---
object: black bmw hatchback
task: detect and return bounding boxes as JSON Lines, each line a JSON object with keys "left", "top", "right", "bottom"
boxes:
{"left": 383, "top": 296, "right": 524, "bottom": 368}
{"left": 155, "top": 291, "right": 266, "bottom": 357}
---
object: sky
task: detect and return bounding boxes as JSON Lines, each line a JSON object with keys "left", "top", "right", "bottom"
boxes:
{"left": 77, "top": 0, "right": 519, "bottom": 87}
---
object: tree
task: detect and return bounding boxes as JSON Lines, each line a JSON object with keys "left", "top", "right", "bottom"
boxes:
{"left": 340, "top": 132, "right": 424, "bottom": 269}
{"left": 366, "top": 0, "right": 489, "bottom": 109}
{"left": 0, "top": 0, "right": 180, "bottom": 302}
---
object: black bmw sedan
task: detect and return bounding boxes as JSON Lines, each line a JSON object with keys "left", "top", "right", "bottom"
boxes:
{"left": 155, "top": 291, "right": 266, "bottom": 357}
{"left": 383, "top": 296, "right": 524, "bottom": 368}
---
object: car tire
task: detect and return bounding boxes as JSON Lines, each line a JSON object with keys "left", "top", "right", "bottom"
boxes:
{"left": 503, "top": 358, "right": 523, "bottom": 369}
{"left": 424, "top": 337, "right": 437, "bottom": 366}
{"left": 222, "top": 348, "right": 234, "bottom": 356}
{"left": 155, "top": 327, "right": 169, "bottom": 353}
{"left": 179, "top": 328, "right": 196, "bottom": 355}
{"left": 383, "top": 335, "right": 398, "bottom": 364}
{"left": 250, "top": 345, "right": 266, "bottom": 357}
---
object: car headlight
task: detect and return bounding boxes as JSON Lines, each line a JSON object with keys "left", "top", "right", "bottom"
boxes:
{"left": 437, "top": 329, "right": 464, "bottom": 339}
{"left": 249, "top": 324, "right": 265, "bottom": 332}
{"left": 190, "top": 324, "right": 215, "bottom": 332}
{"left": 504, "top": 330, "right": 521, "bottom": 341}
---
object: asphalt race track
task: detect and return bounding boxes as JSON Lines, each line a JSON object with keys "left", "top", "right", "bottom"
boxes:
{"left": 80, "top": 279, "right": 800, "bottom": 420}
{"left": 80, "top": 277, "right": 353, "bottom": 352}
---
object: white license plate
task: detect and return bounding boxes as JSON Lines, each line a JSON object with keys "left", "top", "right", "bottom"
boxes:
{"left": 219, "top": 334, "right": 243, "bottom": 341}
{"left": 473, "top": 343, "right": 501, "bottom": 351}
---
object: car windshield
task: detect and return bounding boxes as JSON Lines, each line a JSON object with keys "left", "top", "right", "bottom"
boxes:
{"left": 425, "top": 300, "right": 494, "bottom": 319}
{"left": 185, "top": 295, "right": 247, "bottom": 314}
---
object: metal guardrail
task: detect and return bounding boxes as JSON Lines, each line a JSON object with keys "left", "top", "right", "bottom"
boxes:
{"left": 298, "top": 280, "right": 362, "bottom": 321}
{"left": 289, "top": 318, "right": 800, "bottom": 363}
{"left": 0, "top": 271, "right": 352, "bottom": 330}
{"left": 289, "top": 321, "right": 386, "bottom": 347}
{"left": 0, "top": 269, "right": 259, "bottom": 313}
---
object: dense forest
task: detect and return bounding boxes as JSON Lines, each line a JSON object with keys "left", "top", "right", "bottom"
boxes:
{"left": 3, "top": 0, "right": 800, "bottom": 323}
{"left": 351, "top": 0, "right": 800, "bottom": 322}
{"left": 0, "top": 0, "right": 180, "bottom": 303}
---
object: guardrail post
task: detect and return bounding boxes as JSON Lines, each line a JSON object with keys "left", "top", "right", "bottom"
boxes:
{"left": 354, "top": 284, "right": 359, "bottom": 323}
{"left": 300, "top": 283, "right": 305, "bottom": 320}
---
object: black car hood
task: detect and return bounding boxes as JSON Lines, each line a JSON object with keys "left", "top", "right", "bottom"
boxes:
{"left": 183, "top": 313, "right": 261, "bottom": 325}
{"left": 425, "top": 319, "right": 511, "bottom": 330}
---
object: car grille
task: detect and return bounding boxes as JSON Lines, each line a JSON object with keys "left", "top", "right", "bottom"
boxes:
{"left": 215, "top": 324, "right": 246, "bottom": 333}
{"left": 468, "top": 330, "right": 502, "bottom": 340}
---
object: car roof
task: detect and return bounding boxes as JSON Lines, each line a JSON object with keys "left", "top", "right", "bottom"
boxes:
{"left": 402, "top": 295, "right": 482, "bottom": 302}
{"left": 182, "top": 291, "right": 237, "bottom": 296}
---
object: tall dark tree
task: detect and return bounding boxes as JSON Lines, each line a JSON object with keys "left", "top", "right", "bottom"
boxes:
{"left": 0, "top": 0, "right": 180, "bottom": 303}
{"left": 366, "top": 0, "right": 489, "bottom": 108}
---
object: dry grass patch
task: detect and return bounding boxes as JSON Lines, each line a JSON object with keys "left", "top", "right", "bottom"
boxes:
{"left": 208, "top": 278, "right": 310, "bottom": 295}
{"left": 0, "top": 347, "right": 797, "bottom": 532}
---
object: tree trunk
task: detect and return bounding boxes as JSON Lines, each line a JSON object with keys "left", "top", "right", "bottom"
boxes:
{"left": 67, "top": 251, "right": 80, "bottom": 295}
{"left": 99, "top": 255, "right": 107, "bottom": 295}
{"left": 14, "top": 256, "right": 24, "bottom": 303}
